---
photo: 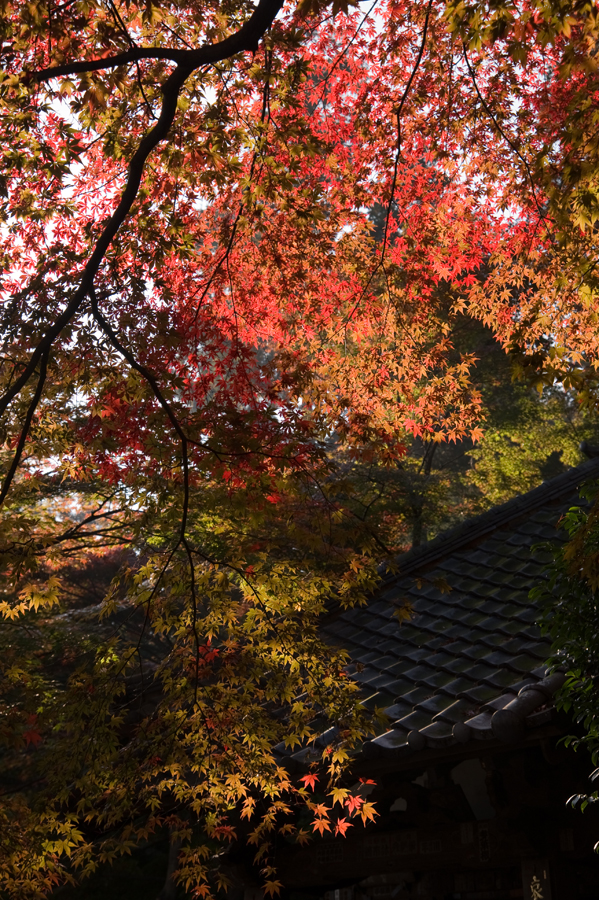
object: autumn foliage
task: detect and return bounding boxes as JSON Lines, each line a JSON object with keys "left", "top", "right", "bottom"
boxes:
{"left": 1, "top": 0, "right": 599, "bottom": 894}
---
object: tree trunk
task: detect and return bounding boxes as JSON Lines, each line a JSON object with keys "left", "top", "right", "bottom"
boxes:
{"left": 157, "top": 832, "right": 182, "bottom": 900}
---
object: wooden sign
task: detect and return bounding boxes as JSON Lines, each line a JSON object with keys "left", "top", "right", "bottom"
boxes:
{"left": 522, "top": 859, "right": 552, "bottom": 900}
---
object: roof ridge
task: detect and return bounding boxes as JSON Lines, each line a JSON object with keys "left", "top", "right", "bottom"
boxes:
{"left": 380, "top": 456, "right": 599, "bottom": 583}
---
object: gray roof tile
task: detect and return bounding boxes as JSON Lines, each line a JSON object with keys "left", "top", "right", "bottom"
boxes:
{"left": 414, "top": 694, "right": 459, "bottom": 715}
{"left": 370, "top": 730, "right": 409, "bottom": 752}
{"left": 432, "top": 698, "right": 473, "bottom": 723}
{"left": 419, "top": 720, "right": 455, "bottom": 744}
{"left": 394, "top": 709, "right": 434, "bottom": 731}
{"left": 436, "top": 676, "right": 479, "bottom": 696}
{"left": 458, "top": 683, "right": 503, "bottom": 704}
{"left": 384, "top": 700, "right": 413, "bottom": 719}
{"left": 398, "top": 685, "right": 433, "bottom": 705}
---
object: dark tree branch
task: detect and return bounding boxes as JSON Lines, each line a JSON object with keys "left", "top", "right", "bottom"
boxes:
{"left": 462, "top": 43, "right": 547, "bottom": 221}
{"left": 336, "top": 0, "right": 432, "bottom": 339}
{"left": 34, "top": 47, "right": 186, "bottom": 80}
{"left": 90, "top": 289, "right": 192, "bottom": 540}
{"left": 384, "top": 0, "right": 433, "bottom": 254}
{"left": 32, "top": 0, "right": 285, "bottom": 82}
{"left": 0, "top": 349, "right": 48, "bottom": 505}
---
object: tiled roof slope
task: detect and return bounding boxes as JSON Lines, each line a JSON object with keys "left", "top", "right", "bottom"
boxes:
{"left": 321, "top": 456, "right": 599, "bottom": 759}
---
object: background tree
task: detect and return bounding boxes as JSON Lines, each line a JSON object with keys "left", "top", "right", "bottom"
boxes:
{"left": 337, "top": 320, "right": 599, "bottom": 552}
{"left": 532, "top": 483, "right": 599, "bottom": 820}
{"left": 2, "top": 0, "right": 599, "bottom": 895}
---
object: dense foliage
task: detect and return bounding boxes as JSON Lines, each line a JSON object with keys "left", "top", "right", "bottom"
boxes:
{"left": 533, "top": 484, "right": 599, "bottom": 819}
{"left": 2, "top": 0, "right": 599, "bottom": 894}
{"left": 340, "top": 326, "right": 599, "bottom": 550}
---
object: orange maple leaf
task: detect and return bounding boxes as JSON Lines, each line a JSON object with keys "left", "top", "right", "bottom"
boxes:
{"left": 213, "top": 825, "right": 236, "bottom": 841}
{"left": 311, "top": 817, "right": 331, "bottom": 836}
{"left": 359, "top": 801, "right": 377, "bottom": 824}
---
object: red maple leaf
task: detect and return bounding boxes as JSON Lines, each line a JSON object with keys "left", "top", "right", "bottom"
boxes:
{"left": 335, "top": 817, "right": 352, "bottom": 836}
{"left": 23, "top": 714, "right": 42, "bottom": 748}
{"left": 300, "top": 773, "right": 318, "bottom": 791}
{"left": 344, "top": 794, "right": 364, "bottom": 815}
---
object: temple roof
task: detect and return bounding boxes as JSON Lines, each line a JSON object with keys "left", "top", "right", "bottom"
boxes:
{"left": 316, "top": 455, "right": 599, "bottom": 761}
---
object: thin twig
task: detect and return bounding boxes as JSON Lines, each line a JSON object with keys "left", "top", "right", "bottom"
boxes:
{"left": 383, "top": 0, "right": 434, "bottom": 255}
{"left": 462, "top": 43, "right": 547, "bottom": 221}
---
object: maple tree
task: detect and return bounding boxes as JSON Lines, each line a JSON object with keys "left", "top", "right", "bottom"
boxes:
{"left": 2, "top": 0, "right": 599, "bottom": 895}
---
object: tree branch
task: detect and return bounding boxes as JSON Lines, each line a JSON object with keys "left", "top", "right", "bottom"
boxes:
{"left": 462, "top": 43, "right": 547, "bottom": 221}
{"left": 90, "top": 289, "right": 193, "bottom": 541}
{"left": 0, "top": 348, "right": 49, "bottom": 505}
{"left": 33, "top": 0, "right": 285, "bottom": 82}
